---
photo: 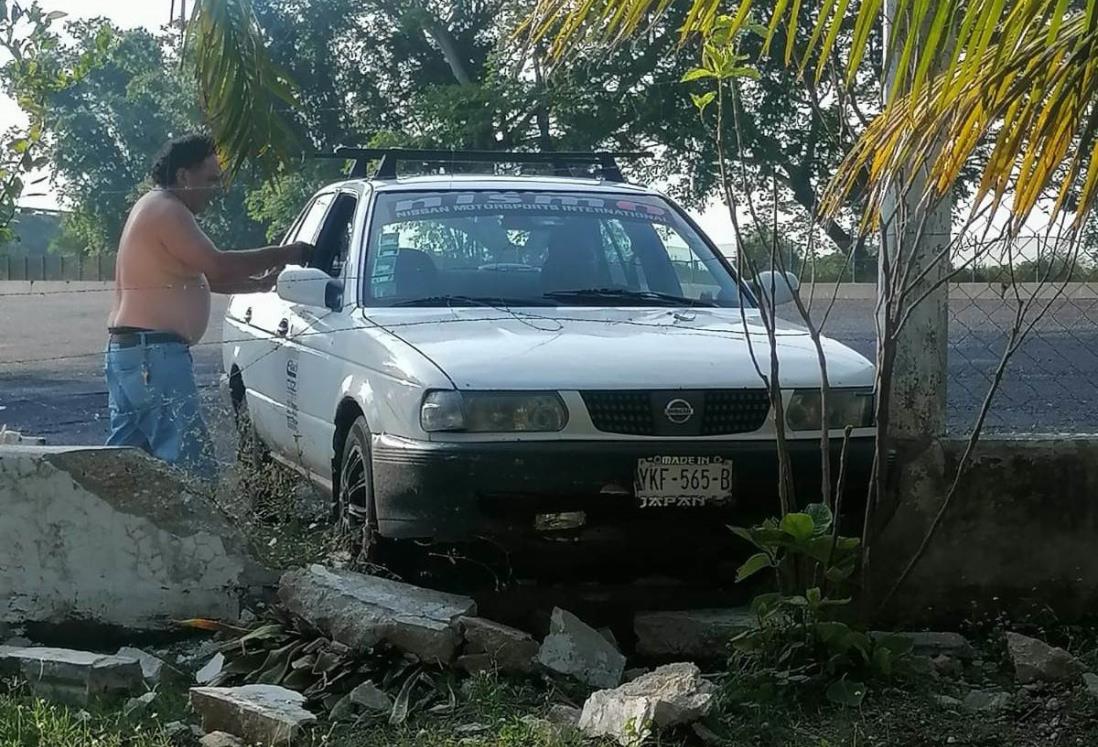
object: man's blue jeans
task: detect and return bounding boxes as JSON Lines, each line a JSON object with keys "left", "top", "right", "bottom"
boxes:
{"left": 104, "top": 337, "right": 218, "bottom": 482}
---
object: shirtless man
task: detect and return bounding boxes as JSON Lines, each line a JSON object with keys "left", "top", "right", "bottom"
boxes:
{"left": 107, "top": 133, "right": 311, "bottom": 481}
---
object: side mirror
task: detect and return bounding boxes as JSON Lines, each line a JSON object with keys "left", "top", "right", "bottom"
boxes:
{"left": 754, "top": 270, "right": 800, "bottom": 306}
{"left": 277, "top": 267, "right": 343, "bottom": 311}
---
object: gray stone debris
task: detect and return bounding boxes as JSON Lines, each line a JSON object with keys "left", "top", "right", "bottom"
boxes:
{"left": 279, "top": 565, "right": 476, "bottom": 663}
{"left": 196, "top": 653, "right": 225, "bottom": 685}
{"left": 349, "top": 680, "right": 393, "bottom": 713}
{"left": 199, "top": 733, "right": 245, "bottom": 747}
{"left": 1084, "top": 672, "right": 1098, "bottom": 698}
{"left": 932, "top": 655, "right": 963, "bottom": 678}
{"left": 190, "top": 684, "right": 317, "bottom": 747}
{"left": 537, "top": 607, "right": 626, "bottom": 689}
{"left": 962, "top": 690, "right": 1011, "bottom": 712}
{"left": 935, "top": 695, "right": 963, "bottom": 708}
{"left": 0, "top": 446, "right": 261, "bottom": 630}
{"left": 124, "top": 691, "right": 158, "bottom": 718}
{"left": 622, "top": 668, "right": 649, "bottom": 683}
{"left": 162, "top": 721, "right": 196, "bottom": 742}
{"left": 873, "top": 631, "right": 976, "bottom": 660}
{"left": 117, "top": 647, "right": 168, "bottom": 685}
{"left": 0, "top": 646, "right": 143, "bottom": 705}
{"left": 634, "top": 608, "right": 755, "bottom": 660}
{"left": 579, "top": 662, "right": 716, "bottom": 746}
{"left": 1005, "top": 632, "right": 1082, "bottom": 684}
{"left": 546, "top": 703, "right": 583, "bottom": 729}
{"left": 459, "top": 616, "right": 539, "bottom": 673}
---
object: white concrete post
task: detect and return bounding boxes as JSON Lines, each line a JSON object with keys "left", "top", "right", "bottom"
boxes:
{"left": 880, "top": 0, "right": 951, "bottom": 439}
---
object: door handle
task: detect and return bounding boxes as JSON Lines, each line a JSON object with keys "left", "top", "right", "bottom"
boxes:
{"left": 276, "top": 319, "right": 289, "bottom": 337}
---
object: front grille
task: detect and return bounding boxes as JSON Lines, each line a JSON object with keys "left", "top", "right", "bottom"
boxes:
{"left": 701, "top": 390, "right": 772, "bottom": 435}
{"left": 581, "top": 390, "right": 771, "bottom": 436}
{"left": 581, "top": 391, "right": 654, "bottom": 435}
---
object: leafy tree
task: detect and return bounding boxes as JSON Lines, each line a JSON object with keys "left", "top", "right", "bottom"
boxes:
{"left": 20, "top": 20, "right": 267, "bottom": 254}
{"left": 180, "top": 0, "right": 895, "bottom": 264}
{"left": 0, "top": 3, "right": 99, "bottom": 244}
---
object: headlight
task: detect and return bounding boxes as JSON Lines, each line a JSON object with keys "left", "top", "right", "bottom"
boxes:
{"left": 421, "top": 391, "right": 568, "bottom": 433}
{"left": 786, "top": 389, "right": 874, "bottom": 431}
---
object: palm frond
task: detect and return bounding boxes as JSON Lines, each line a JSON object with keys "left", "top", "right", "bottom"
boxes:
{"left": 823, "top": 13, "right": 1098, "bottom": 230}
{"left": 185, "top": 0, "right": 300, "bottom": 175}
{"left": 524, "top": 0, "right": 1098, "bottom": 228}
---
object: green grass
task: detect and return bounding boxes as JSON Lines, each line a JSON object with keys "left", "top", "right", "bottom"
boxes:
{"left": 6, "top": 664, "right": 1098, "bottom": 747}
{"left": 0, "top": 675, "right": 604, "bottom": 747}
{"left": 0, "top": 683, "right": 189, "bottom": 747}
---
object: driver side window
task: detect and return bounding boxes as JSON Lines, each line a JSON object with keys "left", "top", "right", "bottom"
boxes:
{"left": 311, "top": 193, "right": 358, "bottom": 279}
{"left": 290, "top": 193, "right": 335, "bottom": 245}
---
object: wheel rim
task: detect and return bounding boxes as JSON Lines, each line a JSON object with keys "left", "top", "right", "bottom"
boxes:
{"left": 339, "top": 440, "right": 375, "bottom": 557}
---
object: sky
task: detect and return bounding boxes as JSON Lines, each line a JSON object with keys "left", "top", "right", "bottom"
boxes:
{"left": 3, "top": 1, "right": 742, "bottom": 242}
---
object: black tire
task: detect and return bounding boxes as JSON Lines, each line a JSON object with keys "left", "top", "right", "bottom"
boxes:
{"left": 337, "top": 415, "right": 380, "bottom": 563}
{"left": 233, "top": 389, "right": 270, "bottom": 467}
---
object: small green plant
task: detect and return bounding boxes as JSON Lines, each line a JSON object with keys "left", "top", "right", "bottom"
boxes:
{"left": 729, "top": 503, "right": 914, "bottom": 706}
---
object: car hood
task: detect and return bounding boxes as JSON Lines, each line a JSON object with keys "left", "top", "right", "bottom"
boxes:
{"left": 366, "top": 307, "right": 874, "bottom": 390}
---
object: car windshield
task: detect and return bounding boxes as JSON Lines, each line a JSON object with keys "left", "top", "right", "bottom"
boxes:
{"left": 363, "top": 190, "right": 752, "bottom": 308}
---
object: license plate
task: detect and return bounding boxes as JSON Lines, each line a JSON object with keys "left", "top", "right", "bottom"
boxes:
{"left": 634, "top": 456, "right": 733, "bottom": 508}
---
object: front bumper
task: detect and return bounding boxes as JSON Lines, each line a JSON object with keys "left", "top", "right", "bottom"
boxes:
{"left": 371, "top": 435, "right": 874, "bottom": 546}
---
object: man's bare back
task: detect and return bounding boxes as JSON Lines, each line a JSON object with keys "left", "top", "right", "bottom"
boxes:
{"left": 111, "top": 191, "right": 212, "bottom": 344}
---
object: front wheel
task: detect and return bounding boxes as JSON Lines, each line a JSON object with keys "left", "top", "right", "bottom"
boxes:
{"left": 233, "top": 389, "right": 269, "bottom": 468}
{"left": 337, "top": 416, "right": 380, "bottom": 564}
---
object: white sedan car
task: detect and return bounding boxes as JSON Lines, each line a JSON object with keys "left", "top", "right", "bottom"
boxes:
{"left": 223, "top": 150, "right": 875, "bottom": 573}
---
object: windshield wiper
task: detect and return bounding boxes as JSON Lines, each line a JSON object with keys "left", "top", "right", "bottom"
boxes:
{"left": 390, "top": 295, "right": 553, "bottom": 308}
{"left": 543, "top": 288, "right": 717, "bottom": 307}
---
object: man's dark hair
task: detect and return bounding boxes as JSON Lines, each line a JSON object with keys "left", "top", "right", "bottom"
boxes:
{"left": 151, "top": 134, "right": 217, "bottom": 187}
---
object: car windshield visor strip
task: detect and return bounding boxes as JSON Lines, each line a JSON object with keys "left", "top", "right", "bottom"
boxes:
{"left": 363, "top": 190, "right": 751, "bottom": 309}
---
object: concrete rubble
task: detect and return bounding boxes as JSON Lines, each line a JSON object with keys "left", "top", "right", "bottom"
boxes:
{"left": 578, "top": 662, "right": 716, "bottom": 746}
{"left": 190, "top": 684, "right": 317, "bottom": 746}
{"left": 1084, "top": 672, "right": 1098, "bottom": 699}
{"left": 962, "top": 689, "right": 1011, "bottom": 712}
{"left": 117, "top": 646, "right": 168, "bottom": 685}
{"left": 348, "top": 680, "right": 393, "bottom": 713}
{"left": 0, "top": 427, "right": 45, "bottom": 446}
{"left": 458, "top": 616, "right": 539, "bottom": 673}
{"left": 124, "top": 691, "right": 158, "bottom": 718}
{"left": 0, "top": 446, "right": 262, "bottom": 629}
{"left": 537, "top": 607, "right": 626, "bottom": 689}
{"left": 634, "top": 608, "right": 755, "bottom": 660}
{"left": 196, "top": 653, "right": 226, "bottom": 685}
{"left": 0, "top": 646, "right": 144, "bottom": 705}
{"left": 873, "top": 631, "right": 976, "bottom": 660}
{"left": 1006, "top": 632, "right": 1082, "bottom": 683}
{"left": 279, "top": 564, "right": 476, "bottom": 663}
{"left": 546, "top": 703, "right": 582, "bottom": 728}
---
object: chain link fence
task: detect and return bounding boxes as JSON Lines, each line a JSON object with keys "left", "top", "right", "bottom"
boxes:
{"left": 791, "top": 279, "right": 1098, "bottom": 436}
{"left": 948, "top": 282, "right": 1098, "bottom": 435}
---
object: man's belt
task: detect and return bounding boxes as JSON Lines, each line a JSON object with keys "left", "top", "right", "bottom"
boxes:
{"left": 108, "top": 329, "right": 190, "bottom": 348}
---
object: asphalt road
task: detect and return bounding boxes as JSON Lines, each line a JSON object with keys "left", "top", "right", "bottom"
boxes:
{"left": 2, "top": 284, "right": 1096, "bottom": 450}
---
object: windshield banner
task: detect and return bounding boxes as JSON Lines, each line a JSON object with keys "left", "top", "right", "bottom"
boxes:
{"left": 391, "top": 192, "right": 672, "bottom": 224}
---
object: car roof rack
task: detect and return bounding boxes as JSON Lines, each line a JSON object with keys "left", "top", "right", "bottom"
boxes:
{"left": 313, "top": 147, "right": 651, "bottom": 183}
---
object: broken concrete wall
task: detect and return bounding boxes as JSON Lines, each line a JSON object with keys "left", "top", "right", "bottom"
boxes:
{"left": 0, "top": 445, "right": 259, "bottom": 629}
{"left": 871, "top": 437, "right": 1098, "bottom": 624}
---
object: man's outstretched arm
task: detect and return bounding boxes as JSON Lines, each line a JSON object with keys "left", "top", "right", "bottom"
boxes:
{"left": 159, "top": 200, "right": 312, "bottom": 283}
